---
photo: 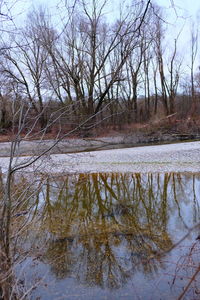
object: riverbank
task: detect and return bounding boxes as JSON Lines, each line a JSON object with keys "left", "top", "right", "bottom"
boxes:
{"left": 0, "top": 131, "right": 199, "bottom": 157}
{"left": 0, "top": 141, "right": 200, "bottom": 174}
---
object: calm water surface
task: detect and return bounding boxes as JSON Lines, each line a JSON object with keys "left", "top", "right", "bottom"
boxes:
{"left": 15, "top": 173, "right": 200, "bottom": 299}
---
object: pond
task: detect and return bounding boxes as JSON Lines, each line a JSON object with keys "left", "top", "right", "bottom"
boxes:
{"left": 13, "top": 172, "right": 200, "bottom": 299}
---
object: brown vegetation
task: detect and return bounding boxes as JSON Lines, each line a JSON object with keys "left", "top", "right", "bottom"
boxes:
{"left": 1, "top": 0, "right": 200, "bottom": 299}
{"left": 0, "top": 0, "right": 199, "bottom": 142}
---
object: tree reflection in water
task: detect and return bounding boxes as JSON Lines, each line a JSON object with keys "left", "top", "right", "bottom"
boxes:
{"left": 20, "top": 172, "right": 198, "bottom": 291}
{"left": 0, "top": 168, "right": 199, "bottom": 300}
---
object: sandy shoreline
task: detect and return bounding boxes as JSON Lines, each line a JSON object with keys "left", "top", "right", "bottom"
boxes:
{"left": 0, "top": 141, "right": 200, "bottom": 174}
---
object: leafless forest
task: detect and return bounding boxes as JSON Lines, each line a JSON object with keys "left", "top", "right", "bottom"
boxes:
{"left": 1, "top": 1, "right": 200, "bottom": 299}
{"left": 0, "top": 0, "right": 200, "bottom": 139}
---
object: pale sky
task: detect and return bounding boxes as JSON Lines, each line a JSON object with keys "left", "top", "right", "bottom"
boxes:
{"left": 158, "top": 0, "right": 200, "bottom": 17}
{"left": 12, "top": 0, "right": 200, "bottom": 26}
{"left": 28, "top": 0, "right": 200, "bottom": 17}
{"left": 26, "top": 0, "right": 200, "bottom": 41}
{"left": 9, "top": 0, "right": 200, "bottom": 68}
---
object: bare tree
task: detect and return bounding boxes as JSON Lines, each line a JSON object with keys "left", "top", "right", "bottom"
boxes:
{"left": 1, "top": 11, "right": 53, "bottom": 130}
{"left": 165, "top": 38, "right": 182, "bottom": 115}
{"left": 39, "top": 0, "right": 152, "bottom": 123}
{"left": 154, "top": 12, "right": 169, "bottom": 115}
{"left": 189, "top": 23, "right": 198, "bottom": 116}
{"left": 2, "top": 1, "right": 200, "bottom": 299}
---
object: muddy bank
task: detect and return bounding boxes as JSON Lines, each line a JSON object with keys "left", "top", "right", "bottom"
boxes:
{"left": 125, "top": 131, "right": 200, "bottom": 145}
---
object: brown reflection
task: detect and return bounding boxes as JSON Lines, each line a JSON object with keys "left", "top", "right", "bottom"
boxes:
{"left": 24, "top": 172, "right": 199, "bottom": 290}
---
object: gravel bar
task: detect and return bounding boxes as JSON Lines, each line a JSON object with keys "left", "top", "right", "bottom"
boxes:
{"left": 0, "top": 141, "right": 200, "bottom": 174}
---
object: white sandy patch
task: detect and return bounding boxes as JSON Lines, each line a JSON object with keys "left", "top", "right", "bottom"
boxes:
{"left": 0, "top": 141, "right": 200, "bottom": 174}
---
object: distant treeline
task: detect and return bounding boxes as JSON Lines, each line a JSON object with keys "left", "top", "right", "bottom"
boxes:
{"left": 0, "top": 0, "right": 200, "bottom": 135}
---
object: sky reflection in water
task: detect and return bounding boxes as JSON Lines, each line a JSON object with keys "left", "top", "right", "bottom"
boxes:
{"left": 16, "top": 172, "right": 200, "bottom": 300}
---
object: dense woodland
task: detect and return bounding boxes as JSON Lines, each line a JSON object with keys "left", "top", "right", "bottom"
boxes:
{"left": 0, "top": 0, "right": 200, "bottom": 137}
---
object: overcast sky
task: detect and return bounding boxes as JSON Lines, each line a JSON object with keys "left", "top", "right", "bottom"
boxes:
{"left": 26, "top": 0, "right": 200, "bottom": 17}
{"left": 12, "top": 0, "right": 200, "bottom": 56}
{"left": 25, "top": 0, "right": 200, "bottom": 38}
{"left": 13, "top": 0, "right": 200, "bottom": 28}
{"left": 158, "top": 0, "right": 200, "bottom": 16}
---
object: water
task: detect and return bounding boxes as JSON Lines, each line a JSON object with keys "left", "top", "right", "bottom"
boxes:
{"left": 13, "top": 173, "right": 200, "bottom": 299}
